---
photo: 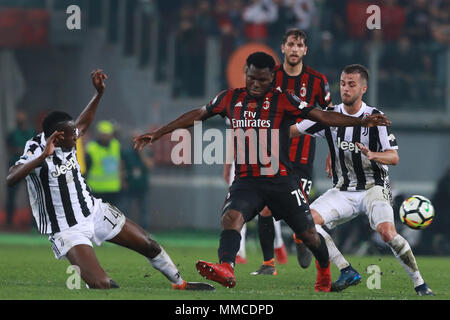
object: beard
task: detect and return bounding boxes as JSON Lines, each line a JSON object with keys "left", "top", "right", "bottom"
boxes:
{"left": 342, "top": 95, "right": 358, "bottom": 106}
{"left": 286, "top": 55, "right": 302, "bottom": 67}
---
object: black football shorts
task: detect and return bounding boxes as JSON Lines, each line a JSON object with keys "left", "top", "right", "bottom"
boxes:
{"left": 222, "top": 176, "right": 314, "bottom": 234}
{"left": 292, "top": 168, "right": 313, "bottom": 202}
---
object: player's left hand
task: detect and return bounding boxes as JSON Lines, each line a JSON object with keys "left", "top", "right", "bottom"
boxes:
{"left": 356, "top": 142, "right": 374, "bottom": 160}
{"left": 91, "top": 69, "right": 107, "bottom": 94}
{"left": 134, "top": 132, "right": 157, "bottom": 151}
{"left": 361, "top": 114, "right": 391, "bottom": 127}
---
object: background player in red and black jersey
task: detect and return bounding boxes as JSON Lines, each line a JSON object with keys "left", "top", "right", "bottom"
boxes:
{"left": 253, "top": 28, "right": 334, "bottom": 274}
{"left": 134, "top": 52, "right": 390, "bottom": 291}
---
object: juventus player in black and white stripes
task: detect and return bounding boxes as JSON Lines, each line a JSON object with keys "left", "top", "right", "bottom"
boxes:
{"left": 6, "top": 70, "right": 214, "bottom": 291}
{"left": 291, "top": 64, "right": 434, "bottom": 296}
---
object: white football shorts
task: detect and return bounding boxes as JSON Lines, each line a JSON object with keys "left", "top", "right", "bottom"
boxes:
{"left": 48, "top": 199, "right": 126, "bottom": 260}
{"left": 310, "top": 185, "right": 394, "bottom": 231}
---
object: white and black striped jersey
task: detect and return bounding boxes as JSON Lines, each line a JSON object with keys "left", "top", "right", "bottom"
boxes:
{"left": 16, "top": 131, "right": 96, "bottom": 234}
{"left": 296, "top": 102, "right": 398, "bottom": 191}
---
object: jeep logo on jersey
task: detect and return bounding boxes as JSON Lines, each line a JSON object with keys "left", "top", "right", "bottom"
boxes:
{"left": 337, "top": 137, "right": 361, "bottom": 153}
{"left": 51, "top": 157, "right": 77, "bottom": 178}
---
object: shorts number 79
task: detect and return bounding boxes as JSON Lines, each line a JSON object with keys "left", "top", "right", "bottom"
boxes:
{"left": 291, "top": 189, "right": 307, "bottom": 206}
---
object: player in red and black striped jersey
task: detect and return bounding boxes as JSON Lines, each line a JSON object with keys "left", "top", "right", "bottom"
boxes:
{"left": 207, "top": 86, "right": 311, "bottom": 178}
{"left": 134, "top": 52, "right": 390, "bottom": 291}
{"left": 254, "top": 28, "right": 334, "bottom": 273}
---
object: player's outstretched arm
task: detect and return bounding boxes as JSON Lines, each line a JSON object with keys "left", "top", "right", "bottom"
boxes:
{"left": 75, "top": 69, "right": 107, "bottom": 137}
{"left": 306, "top": 108, "right": 391, "bottom": 128}
{"left": 356, "top": 142, "right": 399, "bottom": 165}
{"left": 134, "top": 106, "right": 211, "bottom": 151}
{"left": 6, "top": 131, "right": 65, "bottom": 186}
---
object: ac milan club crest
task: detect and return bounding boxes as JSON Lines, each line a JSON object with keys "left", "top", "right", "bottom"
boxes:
{"left": 263, "top": 100, "right": 270, "bottom": 110}
{"left": 300, "top": 84, "right": 307, "bottom": 97}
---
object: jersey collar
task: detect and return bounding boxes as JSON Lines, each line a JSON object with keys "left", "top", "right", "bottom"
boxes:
{"left": 340, "top": 101, "right": 367, "bottom": 117}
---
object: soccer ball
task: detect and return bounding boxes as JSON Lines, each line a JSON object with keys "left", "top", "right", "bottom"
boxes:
{"left": 399, "top": 195, "right": 435, "bottom": 230}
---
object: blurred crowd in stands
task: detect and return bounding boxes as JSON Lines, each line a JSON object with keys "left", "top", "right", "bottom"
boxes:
{"left": 157, "top": 0, "right": 449, "bottom": 110}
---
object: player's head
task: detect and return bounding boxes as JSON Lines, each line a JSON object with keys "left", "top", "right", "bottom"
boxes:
{"left": 281, "top": 28, "right": 308, "bottom": 67}
{"left": 340, "top": 64, "right": 369, "bottom": 106}
{"left": 245, "top": 52, "right": 275, "bottom": 98}
{"left": 42, "top": 111, "right": 77, "bottom": 149}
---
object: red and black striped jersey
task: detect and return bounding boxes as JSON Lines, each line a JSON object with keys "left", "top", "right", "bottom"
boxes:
{"left": 273, "top": 64, "right": 331, "bottom": 178}
{"left": 206, "top": 87, "right": 314, "bottom": 179}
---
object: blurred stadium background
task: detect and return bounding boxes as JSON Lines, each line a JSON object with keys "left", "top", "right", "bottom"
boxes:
{"left": 0, "top": 0, "right": 449, "bottom": 257}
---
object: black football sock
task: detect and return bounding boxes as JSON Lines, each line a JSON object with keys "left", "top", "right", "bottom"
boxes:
{"left": 258, "top": 215, "right": 275, "bottom": 262}
{"left": 218, "top": 229, "right": 241, "bottom": 267}
{"left": 308, "top": 233, "right": 329, "bottom": 269}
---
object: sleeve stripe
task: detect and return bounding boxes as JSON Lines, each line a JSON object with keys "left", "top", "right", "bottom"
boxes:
{"left": 306, "top": 122, "right": 327, "bottom": 134}
{"left": 208, "top": 90, "right": 228, "bottom": 114}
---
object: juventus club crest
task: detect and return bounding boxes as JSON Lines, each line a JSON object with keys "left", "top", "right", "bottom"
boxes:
{"left": 362, "top": 112, "right": 370, "bottom": 136}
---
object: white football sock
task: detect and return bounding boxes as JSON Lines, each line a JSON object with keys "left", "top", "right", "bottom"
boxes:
{"left": 273, "top": 218, "right": 284, "bottom": 249}
{"left": 316, "top": 224, "right": 350, "bottom": 270}
{"left": 387, "top": 234, "right": 424, "bottom": 287}
{"left": 237, "top": 223, "right": 247, "bottom": 258}
{"left": 148, "top": 248, "right": 183, "bottom": 285}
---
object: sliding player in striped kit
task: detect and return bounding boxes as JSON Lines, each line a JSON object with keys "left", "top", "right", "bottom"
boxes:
{"left": 6, "top": 70, "right": 214, "bottom": 291}
{"left": 292, "top": 64, "right": 433, "bottom": 296}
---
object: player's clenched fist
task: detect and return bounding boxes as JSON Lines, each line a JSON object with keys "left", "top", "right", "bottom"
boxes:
{"left": 91, "top": 69, "right": 107, "bottom": 94}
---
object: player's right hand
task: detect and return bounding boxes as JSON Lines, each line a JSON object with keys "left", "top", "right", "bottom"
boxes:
{"left": 361, "top": 114, "right": 391, "bottom": 127}
{"left": 91, "top": 69, "right": 107, "bottom": 94}
{"left": 134, "top": 132, "right": 156, "bottom": 151}
{"left": 43, "top": 131, "right": 65, "bottom": 157}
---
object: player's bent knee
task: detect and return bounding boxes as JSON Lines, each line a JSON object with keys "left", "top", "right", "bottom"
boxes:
{"left": 221, "top": 210, "right": 245, "bottom": 230}
{"left": 377, "top": 222, "right": 397, "bottom": 243}
{"left": 311, "top": 209, "right": 324, "bottom": 225}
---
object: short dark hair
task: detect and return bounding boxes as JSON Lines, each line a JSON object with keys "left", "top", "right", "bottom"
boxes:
{"left": 246, "top": 52, "right": 275, "bottom": 71}
{"left": 42, "top": 111, "right": 73, "bottom": 138}
{"left": 282, "top": 28, "right": 307, "bottom": 45}
{"left": 342, "top": 64, "right": 369, "bottom": 83}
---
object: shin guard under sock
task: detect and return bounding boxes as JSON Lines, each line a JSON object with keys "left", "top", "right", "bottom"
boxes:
{"left": 258, "top": 215, "right": 275, "bottom": 261}
{"left": 308, "top": 233, "right": 330, "bottom": 268}
{"left": 218, "top": 229, "right": 241, "bottom": 266}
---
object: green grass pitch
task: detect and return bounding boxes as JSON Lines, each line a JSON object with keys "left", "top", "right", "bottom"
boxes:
{"left": 0, "top": 231, "right": 449, "bottom": 300}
